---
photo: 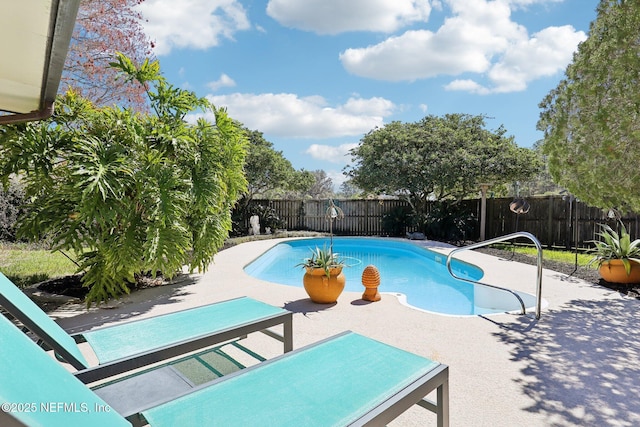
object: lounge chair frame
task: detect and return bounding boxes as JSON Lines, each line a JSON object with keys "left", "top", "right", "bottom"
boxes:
{"left": 0, "top": 273, "right": 292, "bottom": 384}
{"left": 70, "top": 301, "right": 293, "bottom": 383}
{"left": 0, "top": 306, "right": 448, "bottom": 427}
{"left": 126, "top": 331, "right": 449, "bottom": 427}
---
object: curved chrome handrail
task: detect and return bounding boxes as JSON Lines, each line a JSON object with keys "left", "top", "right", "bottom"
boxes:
{"left": 445, "top": 232, "right": 543, "bottom": 319}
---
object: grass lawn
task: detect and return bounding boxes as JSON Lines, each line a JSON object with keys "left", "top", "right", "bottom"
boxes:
{"left": 0, "top": 232, "right": 322, "bottom": 289}
{"left": 491, "top": 243, "right": 594, "bottom": 267}
{"left": 0, "top": 243, "right": 80, "bottom": 288}
{"left": 0, "top": 234, "right": 597, "bottom": 290}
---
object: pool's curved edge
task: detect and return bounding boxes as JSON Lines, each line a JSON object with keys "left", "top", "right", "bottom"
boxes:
{"left": 387, "top": 291, "right": 473, "bottom": 317}
{"left": 241, "top": 236, "right": 547, "bottom": 317}
{"left": 388, "top": 290, "right": 548, "bottom": 318}
{"left": 241, "top": 237, "right": 310, "bottom": 273}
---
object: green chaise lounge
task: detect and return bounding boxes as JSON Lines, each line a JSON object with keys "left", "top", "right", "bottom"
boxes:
{"left": 0, "top": 272, "right": 292, "bottom": 383}
{"left": 0, "top": 314, "right": 449, "bottom": 426}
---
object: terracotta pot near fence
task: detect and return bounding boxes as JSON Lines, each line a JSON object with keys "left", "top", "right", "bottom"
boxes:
{"left": 598, "top": 259, "right": 640, "bottom": 284}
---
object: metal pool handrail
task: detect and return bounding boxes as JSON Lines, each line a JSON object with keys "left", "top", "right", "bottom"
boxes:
{"left": 445, "top": 232, "right": 543, "bottom": 319}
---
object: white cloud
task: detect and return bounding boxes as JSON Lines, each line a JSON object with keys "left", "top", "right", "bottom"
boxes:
{"left": 341, "top": 29, "right": 491, "bottom": 81}
{"left": 444, "top": 79, "right": 489, "bottom": 94}
{"left": 137, "top": 0, "right": 250, "bottom": 56}
{"left": 339, "top": 97, "right": 395, "bottom": 116}
{"left": 340, "top": 0, "right": 523, "bottom": 81}
{"left": 340, "top": 0, "right": 586, "bottom": 93}
{"left": 486, "top": 25, "right": 586, "bottom": 93}
{"left": 306, "top": 143, "right": 359, "bottom": 163}
{"left": 266, "top": 0, "right": 432, "bottom": 35}
{"left": 206, "top": 74, "right": 236, "bottom": 91}
{"left": 204, "top": 93, "right": 395, "bottom": 138}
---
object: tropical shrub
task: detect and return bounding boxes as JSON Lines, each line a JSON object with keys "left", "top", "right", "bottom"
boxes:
{"left": 250, "top": 204, "right": 285, "bottom": 233}
{"left": 231, "top": 202, "right": 285, "bottom": 236}
{"left": 418, "top": 201, "right": 477, "bottom": 243}
{"left": 0, "top": 53, "right": 247, "bottom": 305}
{"left": 588, "top": 222, "right": 640, "bottom": 275}
{"left": 0, "top": 178, "right": 25, "bottom": 242}
{"left": 297, "top": 245, "right": 345, "bottom": 278}
{"left": 381, "top": 205, "right": 412, "bottom": 237}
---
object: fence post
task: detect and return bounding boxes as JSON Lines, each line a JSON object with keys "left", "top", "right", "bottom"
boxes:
{"left": 547, "top": 195, "right": 554, "bottom": 248}
{"left": 485, "top": 198, "right": 492, "bottom": 240}
{"left": 479, "top": 184, "right": 490, "bottom": 240}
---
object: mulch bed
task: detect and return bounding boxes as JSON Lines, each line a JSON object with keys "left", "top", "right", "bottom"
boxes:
{"left": 37, "top": 274, "right": 88, "bottom": 298}
{"left": 34, "top": 272, "right": 172, "bottom": 312}
{"left": 476, "top": 247, "right": 640, "bottom": 299}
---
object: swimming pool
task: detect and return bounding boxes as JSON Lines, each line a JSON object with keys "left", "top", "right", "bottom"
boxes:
{"left": 243, "top": 237, "right": 538, "bottom": 316}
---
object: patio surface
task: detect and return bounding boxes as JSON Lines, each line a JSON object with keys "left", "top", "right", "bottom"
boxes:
{"left": 51, "top": 237, "right": 640, "bottom": 426}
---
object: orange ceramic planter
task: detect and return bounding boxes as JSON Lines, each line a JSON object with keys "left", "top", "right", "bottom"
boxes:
{"left": 303, "top": 266, "right": 346, "bottom": 303}
{"left": 599, "top": 259, "right": 640, "bottom": 284}
{"left": 361, "top": 265, "right": 381, "bottom": 302}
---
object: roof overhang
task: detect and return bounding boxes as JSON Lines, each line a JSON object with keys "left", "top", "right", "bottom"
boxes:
{"left": 0, "top": 0, "right": 80, "bottom": 125}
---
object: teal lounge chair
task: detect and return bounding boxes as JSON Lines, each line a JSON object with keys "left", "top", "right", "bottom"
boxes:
{"left": 0, "top": 272, "right": 292, "bottom": 383}
{"left": 0, "top": 314, "right": 449, "bottom": 426}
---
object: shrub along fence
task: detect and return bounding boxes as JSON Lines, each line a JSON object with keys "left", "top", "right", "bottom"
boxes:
{"left": 243, "top": 197, "right": 640, "bottom": 249}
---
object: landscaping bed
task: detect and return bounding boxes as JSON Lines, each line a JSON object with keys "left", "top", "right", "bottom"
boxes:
{"left": 476, "top": 247, "right": 640, "bottom": 299}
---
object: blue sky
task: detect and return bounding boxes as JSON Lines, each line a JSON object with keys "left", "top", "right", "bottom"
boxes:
{"left": 136, "top": 0, "right": 600, "bottom": 188}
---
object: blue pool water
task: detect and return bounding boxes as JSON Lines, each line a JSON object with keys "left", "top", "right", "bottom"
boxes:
{"left": 244, "top": 237, "right": 535, "bottom": 315}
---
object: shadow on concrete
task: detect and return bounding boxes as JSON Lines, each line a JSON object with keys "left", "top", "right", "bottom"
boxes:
{"left": 283, "top": 299, "right": 337, "bottom": 316}
{"left": 490, "top": 297, "right": 640, "bottom": 426}
{"left": 350, "top": 299, "right": 374, "bottom": 306}
{"left": 57, "top": 276, "right": 200, "bottom": 333}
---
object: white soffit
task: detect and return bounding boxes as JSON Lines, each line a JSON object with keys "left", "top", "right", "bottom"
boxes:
{"left": 0, "top": 0, "right": 52, "bottom": 114}
{"left": 0, "top": 0, "right": 79, "bottom": 124}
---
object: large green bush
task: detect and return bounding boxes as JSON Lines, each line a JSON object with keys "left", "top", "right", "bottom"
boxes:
{"left": 0, "top": 54, "right": 247, "bottom": 305}
{"left": 381, "top": 205, "right": 413, "bottom": 237}
{"left": 418, "top": 201, "right": 477, "bottom": 243}
{"left": 0, "top": 179, "right": 25, "bottom": 242}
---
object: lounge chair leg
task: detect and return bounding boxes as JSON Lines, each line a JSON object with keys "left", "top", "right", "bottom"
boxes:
{"left": 258, "top": 316, "right": 293, "bottom": 353}
{"left": 283, "top": 317, "right": 293, "bottom": 352}
{"left": 437, "top": 379, "right": 449, "bottom": 427}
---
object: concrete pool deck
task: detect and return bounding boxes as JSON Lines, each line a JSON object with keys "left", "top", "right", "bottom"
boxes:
{"left": 51, "top": 237, "right": 640, "bottom": 426}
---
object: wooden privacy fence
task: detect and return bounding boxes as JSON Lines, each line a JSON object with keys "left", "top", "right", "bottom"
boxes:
{"left": 249, "top": 199, "right": 413, "bottom": 236}
{"left": 246, "top": 197, "right": 640, "bottom": 248}
{"left": 485, "top": 196, "right": 640, "bottom": 249}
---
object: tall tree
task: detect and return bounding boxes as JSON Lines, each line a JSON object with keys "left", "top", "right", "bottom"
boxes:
{"left": 62, "top": 0, "right": 152, "bottom": 110}
{"left": 337, "top": 180, "right": 362, "bottom": 199}
{"left": 346, "top": 114, "right": 540, "bottom": 213}
{"left": 243, "top": 130, "right": 300, "bottom": 199}
{"left": 516, "top": 141, "right": 564, "bottom": 197}
{"left": 538, "top": 0, "right": 640, "bottom": 212}
{"left": 306, "top": 170, "right": 335, "bottom": 200}
{"left": 241, "top": 129, "right": 314, "bottom": 200}
{"left": 0, "top": 54, "right": 247, "bottom": 305}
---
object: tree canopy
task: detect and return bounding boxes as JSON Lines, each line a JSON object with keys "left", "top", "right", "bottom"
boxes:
{"left": 62, "top": 0, "right": 152, "bottom": 110}
{"left": 538, "top": 0, "right": 640, "bottom": 212}
{"left": 306, "top": 170, "right": 335, "bottom": 199}
{"left": 346, "top": 113, "right": 540, "bottom": 211}
{"left": 242, "top": 129, "right": 313, "bottom": 200}
{"left": 0, "top": 53, "right": 247, "bottom": 305}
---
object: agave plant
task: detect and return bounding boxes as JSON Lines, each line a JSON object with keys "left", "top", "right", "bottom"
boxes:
{"left": 589, "top": 222, "right": 640, "bottom": 275}
{"left": 297, "top": 246, "right": 345, "bottom": 278}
